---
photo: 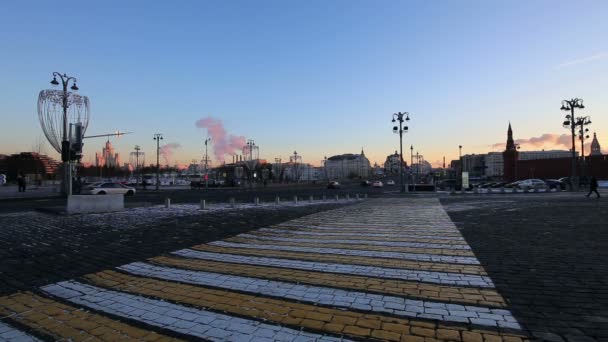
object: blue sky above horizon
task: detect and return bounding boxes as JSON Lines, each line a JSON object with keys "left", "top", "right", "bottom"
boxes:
{"left": 1, "top": 0, "right": 607, "bottom": 167}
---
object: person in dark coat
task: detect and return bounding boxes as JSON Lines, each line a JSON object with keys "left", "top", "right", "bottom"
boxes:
{"left": 17, "top": 172, "right": 26, "bottom": 192}
{"left": 586, "top": 176, "right": 600, "bottom": 198}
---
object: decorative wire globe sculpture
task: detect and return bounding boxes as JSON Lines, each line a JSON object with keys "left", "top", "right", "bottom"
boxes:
{"left": 37, "top": 89, "right": 90, "bottom": 154}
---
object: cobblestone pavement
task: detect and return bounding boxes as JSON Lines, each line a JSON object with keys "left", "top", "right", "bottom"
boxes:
{"left": 0, "top": 200, "right": 351, "bottom": 296}
{"left": 441, "top": 194, "right": 608, "bottom": 342}
{"left": 0, "top": 198, "right": 528, "bottom": 341}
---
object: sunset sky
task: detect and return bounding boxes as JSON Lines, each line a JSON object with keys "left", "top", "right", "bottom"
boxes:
{"left": 1, "top": 1, "right": 607, "bottom": 167}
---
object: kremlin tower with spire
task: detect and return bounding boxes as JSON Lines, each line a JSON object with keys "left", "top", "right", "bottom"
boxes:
{"left": 502, "top": 122, "right": 519, "bottom": 182}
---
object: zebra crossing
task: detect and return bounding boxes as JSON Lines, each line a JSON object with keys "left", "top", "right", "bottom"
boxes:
{"left": 0, "top": 198, "right": 527, "bottom": 341}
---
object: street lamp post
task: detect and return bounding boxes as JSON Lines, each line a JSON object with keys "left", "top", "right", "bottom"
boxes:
{"left": 134, "top": 145, "right": 142, "bottom": 187}
{"left": 416, "top": 152, "right": 420, "bottom": 180}
{"left": 561, "top": 98, "right": 586, "bottom": 190}
{"left": 392, "top": 112, "right": 410, "bottom": 193}
{"left": 274, "top": 157, "right": 282, "bottom": 183}
{"left": 203, "top": 137, "right": 211, "bottom": 188}
{"left": 293, "top": 151, "right": 299, "bottom": 183}
{"left": 576, "top": 116, "right": 592, "bottom": 179}
{"left": 458, "top": 145, "right": 463, "bottom": 190}
{"left": 153, "top": 133, "right": 163, "bottom": 191}
{"left": 324, "top": 156, "right": 328, "bottom": 181}
{"left": 245, "top": 140, "right": 258, "bottom": 188}
{"left": 50, "top": 73, "right": 79, "bottom": 196}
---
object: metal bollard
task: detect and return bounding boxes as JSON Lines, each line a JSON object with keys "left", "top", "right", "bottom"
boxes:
{"left": 275, "top": 196, "right": 280, "bottom": 204}
{"left": 230, "top": 197, "right": 236, "bottom": 208}
{"left": 335, "top": 194, "right": 339, "bottom": 201}
{"left": 294, "top": 195, "right": 298, "bottom": 204}
{"left": 200, "top": 199, "right": 206, "bottom": 210}
{"left": 322, "top": 194, "right": 327, "bottom": 201}
{"left": 346, "top": 194, "right": 350, "bottom": 200}
{"left": 309, "top": 195, "right": 314, "bottom": 203}
{"left": 356, "top": 194, "right": 360, "bottom": 200}
{"left": 165, "top": 198, "right": 171, "bottom": 208}
{"left": 254, "top": 197, "right": 259, "bottom": 206}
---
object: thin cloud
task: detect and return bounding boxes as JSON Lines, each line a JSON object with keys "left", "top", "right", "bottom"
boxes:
{"left": 557, "top": 52, "right": 608, "bottom": 69}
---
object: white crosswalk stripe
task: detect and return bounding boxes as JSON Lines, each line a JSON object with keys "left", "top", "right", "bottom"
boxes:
{"left": 173, "top": 249, "right": 494, "bottom": 287}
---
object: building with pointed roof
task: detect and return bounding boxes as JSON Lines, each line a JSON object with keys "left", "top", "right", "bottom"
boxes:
{"left": 590, "top": 132, "right": 602, "bottom": 156}
{"left": 502, "top": 122, "right": 520, "bottom": 182}
{"left": 325, "top": 150, "right": 371, "bottom": 180}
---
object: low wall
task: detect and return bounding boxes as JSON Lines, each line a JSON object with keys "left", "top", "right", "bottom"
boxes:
{"left": 67, "top": 194, "right": 124, "bottom": 214}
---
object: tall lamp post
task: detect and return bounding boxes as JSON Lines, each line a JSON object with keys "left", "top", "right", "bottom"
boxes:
{"left": 561, "top": 98, "right": 586, "bottom": 190}
{"left": 203, "top": 137, "right": 211, "bottom": 188}
{"left": 274, "top": 157, "right": 282, "bottom": 183}
{"left": 292, "top": 151, "right": 299, "bottom": 183}
{"left": 50, "top": 73, "right": 79, "bottom": 196}
{"left": 392, "top": 112, "right": 410, "bottom": 193}
{"left": 134, "top": 145, "right": 142, "bottom": 187}
{"left": 323, "top": 156, "right": 328, "bottom": 181}
{"left": 153, "top": 133, "right": 163, "bottom": 191}
{"left": 458, "top": 145, "right": 463, "bottom": 190}
{"left": 576, "top": 116, "right": 592, "bottom": 179}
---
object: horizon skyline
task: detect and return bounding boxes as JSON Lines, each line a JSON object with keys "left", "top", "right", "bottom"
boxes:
{"left": 1, "top": 1, "right": 607, "bottom": 167}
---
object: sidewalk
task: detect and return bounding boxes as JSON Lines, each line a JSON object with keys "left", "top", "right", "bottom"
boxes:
{"left": 0, "top": 185, "right": 61, "bottom": 200}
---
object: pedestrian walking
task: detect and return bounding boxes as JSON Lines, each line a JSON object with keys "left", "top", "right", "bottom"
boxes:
{"left": 17, "top": 172, "right": 26, "bottom": 192}
{"left": 586, "top": 176, "right": 600, "bottom": 198}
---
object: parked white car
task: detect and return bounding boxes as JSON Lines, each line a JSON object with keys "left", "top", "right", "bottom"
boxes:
{"left": 516, "top": 179, "right": 546, "bottom": 190}
{"left": 386, "top": 180, "right": 395, "bottom": 185}
{"left": 372, "top": 181, "right": 384, "bottom": 188}
{"left": 83, "top": 182, "right": 136, "bottom": 195}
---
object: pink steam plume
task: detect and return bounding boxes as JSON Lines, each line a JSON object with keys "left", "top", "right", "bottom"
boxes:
{"left": 159, "top": 143, "right": 181, "bottom": 165}
{"left": 491, "top": 133, "right": 575, "bottom": 150}
{"left": 195, "top": 117, "right": 247, "bottom": 162}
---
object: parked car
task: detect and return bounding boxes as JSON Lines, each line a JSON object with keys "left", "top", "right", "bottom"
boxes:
{"left": 558, "top": 176, "right": 589, "bottom": 188}
{"left": 386, "top": 180, "right": 395, "bottom": 185}
{"left": 490, "top": 182, "right": 509, "bottom": 188}
{"left": 327, "top": 181, "right": 341, "bottom": 189}
{"left": 372, "top": 181, "right": 384, "bottom": 188}
{"left": 437, "top": 179, "right": 457, "bottom": 190}
{"left": 83, "top": 182, "right": 136, "bottom": 195}
{"left": 544, "top": 179, "right": 566, "bottom": 190}
{"left": 360, "top": 180, "right": 371, "bottom": 186}
{"left": 516, "top": 179, "right": 546, "bottom": 190}
{"left": 504, "top": 181, "right": 521, "bottom": 188}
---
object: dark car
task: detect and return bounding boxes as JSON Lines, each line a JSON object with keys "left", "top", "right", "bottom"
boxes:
{"left": 437, "top": 179, "right": 457, "bottom": 190}
{"left": 491, "top": 182, "right": 509, "bottom": 188}
{"left": 327, "top": 181, "right": 341, "bottom": 189}
{"left": 360, "top": 180, "right": 371, "bottom": 186}
{"left": 545, "top": 179, "right": 565, "bottom": 190}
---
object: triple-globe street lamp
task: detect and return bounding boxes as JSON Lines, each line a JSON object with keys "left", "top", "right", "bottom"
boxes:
{"left": 153, "top": 133, "right": 163, "bottom": 191}
{"left": 561, "top": 98, "right": 588, "bottom": 189}
{"left": 392, "top": 112, "right": 410, "bottom": 193}
{"left": 203, "top": 137, "right": 211, "bottom": 188}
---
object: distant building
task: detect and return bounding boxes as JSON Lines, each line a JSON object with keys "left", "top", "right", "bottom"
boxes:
{"left": 0, "top": 152, "right": 60, "bottom": 182}
{"left": 383, "top": 151, "right": 407, "bottom": 174}
{"left": 95, "top": 140, "right": 121, "bottom": 168}
{"left": 325, "top": 150, "right": 371, "bottom": 180}
{"left": 590, "top": 132, "right": 602, "bottom": 156}
{"left": 484, "top": 152, "right": 503, "bottom": 178}
{"left": 461, "top": 154, "right": 486, "bottom": 178}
